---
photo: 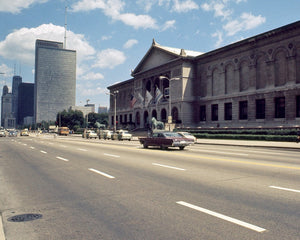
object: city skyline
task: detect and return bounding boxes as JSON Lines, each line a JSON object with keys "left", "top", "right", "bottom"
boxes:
{"left": 1, "top": 0, "right": 300, "bottom": 109}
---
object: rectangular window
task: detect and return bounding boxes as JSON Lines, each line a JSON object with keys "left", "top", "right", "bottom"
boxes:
{"left": 129, "top": 114, "right": 132, "bottom": 123}
{"left": 211, "top": 104, "right": 218, "bottom": 121}
{"left": 275, "top": 97, "right": 285, "bottom": 118}
{"left": 200, "top": 105, "right": 206, "bottom": 121}
{"left": 239, "top": 101, "right": 248, "bottom": 120}
{"left": 224, "top": 103, "right": 232, "bottom": 120}
{"left": 256, "top": 99, "right": 265, "bottom": 119}
{"left": 297, "top": 96, "right": 300, "bottom": 118}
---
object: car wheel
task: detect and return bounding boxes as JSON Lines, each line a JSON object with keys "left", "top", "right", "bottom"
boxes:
{"left": 143, "top": 143, "right": 148, "bottom": 148}
{"left": 179, "top": 146, "right": 185, "bottom": 150}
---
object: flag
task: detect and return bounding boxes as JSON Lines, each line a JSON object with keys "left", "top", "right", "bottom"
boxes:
{"left": 145, "top": 90, "right": 153, "bottom": 107}
{"left": 137, "top": 92, "right": 144, "bottom": 108}
{"left": 130, "top": 94, "right": 137, "bottom": 108}
{"left": 155, "top": 87, "right": 163, "bottom": 104}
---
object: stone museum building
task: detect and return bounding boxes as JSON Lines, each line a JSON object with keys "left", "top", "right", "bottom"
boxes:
{"left": 107, "top": 21, "right": 300, "bottom": 129}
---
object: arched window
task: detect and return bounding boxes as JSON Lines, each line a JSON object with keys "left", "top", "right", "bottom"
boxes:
{"left": 144, "top": 111, "right": 149, "bottom": 127}
{"left": 146, "top": 80, "right": 151, "bottom": 92}
{"left": 172, "top": 107, "right": 179, "bottom": 122}
{"left": 152, "top": 109, "right": 157, "bottom": 119}
{"left": 161, "top": 109, "right": 167, "bottom": 122}
{"left": 135, "top": 112, "right": 140, "bottom": 125}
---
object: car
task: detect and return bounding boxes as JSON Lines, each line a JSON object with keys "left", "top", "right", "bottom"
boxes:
{"left": 86, "top": 130, "right": 98, "bottom": 139}
{"left": 103, "top": 130, "right": 113, "bottom": 140}
{"left": 8, "top": 130, "right": 18, "bottom": 137}
{"left": 117, "top": 130, "right": 132, "bottom": 141}
{"left": 0, "top": 130, "right": 6, "bottom": 137}
{"left": 177, "top": 132, "right": 196, "bottom": 144}
{"left": 139, "top": 131, "right": 193, "bottom": 150}
{"left": 20, "top": 128, "right": 29, "bottom": 136}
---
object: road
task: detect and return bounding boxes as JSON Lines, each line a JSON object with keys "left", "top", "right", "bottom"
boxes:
{"left": 0, "top": 134, "right": 299, "bottom": 240}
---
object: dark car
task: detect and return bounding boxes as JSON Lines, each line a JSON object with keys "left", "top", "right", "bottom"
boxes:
{"left": 8, "top": 130, "right": 18, "bottom": 137}
{"left": 139, "top": 131, "right": 193, "bottom": 150}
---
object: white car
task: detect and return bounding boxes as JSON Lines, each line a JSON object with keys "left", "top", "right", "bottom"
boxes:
{"left": 103, "top": 130, "right": 113, "bottom": 140}
{"left": 86, "top": 130, "right": 98, "bottom": 139}
{"left": 0, "top": 130, "right": 6, "bottom": 137}
{"left": 177, "top": 132, "right": 196, "bottom": 144}
{"left": 117, "top": 130, "right": 132, "bottom": 141}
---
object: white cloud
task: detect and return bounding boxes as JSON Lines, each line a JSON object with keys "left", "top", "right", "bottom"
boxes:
{"left": 223, "top": 12, "right": 266, "bottom": 36}
{"left": 80, "top": 72, "right": 105, "bottom": 81}
{"left": 0, "top": 64, "right": 13, "bottom": 78}
{"left": 172, "top": 0, "right": 199, "bottom": 13}
{"left": 123, "top": 39, "right": 138, "bottom": 49}
{"left": 77, "top": 84, "right": 107, "bottom": 96}
{"left": 201, "top": 1, "right": 232, "bottom": 20}
{"left": 0, "top": 0, "right": 48, "bottom": 14}
{"left": 72, "top": 0, "right": 157, "bottom": 29}
{"left": 93, "top": 49, "right": 126, "bottom": 69}
{"left": 212, "top": 30, "right": 223, "bottom": 48}
{"left": 0, "top": 23, "right": 95, "bottom": 66}
{"left": 161, "top": 20, "right": 176, "bottom": 31}
{"left": 117, "top": 13, "right": 158, "bottom": 29}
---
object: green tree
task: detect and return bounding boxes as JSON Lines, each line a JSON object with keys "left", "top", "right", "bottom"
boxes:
{"left": 56, "top": 109, "right": 84, "bottom": 130}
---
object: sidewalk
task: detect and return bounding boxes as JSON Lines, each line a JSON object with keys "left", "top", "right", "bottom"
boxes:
{"left": 195, "top": 138, "right": 300, "bottom": 149}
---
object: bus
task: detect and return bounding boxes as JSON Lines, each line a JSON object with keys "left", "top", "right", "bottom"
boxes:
{"left": 58, "top": 127, "right": 69, "bottom": 136}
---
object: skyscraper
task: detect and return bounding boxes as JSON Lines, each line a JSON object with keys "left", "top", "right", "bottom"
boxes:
{"left": 12, "top": 75, "right": 22, "bottom": 122}
{"left": 34, "top": 39, "right": 76, "bottom": 123}
{"left": 18, "top": 83, "right": 34, "bottom": 125}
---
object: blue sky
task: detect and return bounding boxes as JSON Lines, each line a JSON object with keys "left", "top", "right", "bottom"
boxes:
{"left": 0, "top": 0, "right": 300, "bottom": 109}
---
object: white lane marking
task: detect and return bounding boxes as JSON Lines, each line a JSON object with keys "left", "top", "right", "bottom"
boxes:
{"left": 40, "top": 150, "right": 47, "bottom": 154}
{"left": 88, "top": 168, "right": 115, "bottom": 179}
{"left": 176, "top": 201, "right": 266, "bottom": 233}
{"left": 78, "top": 148, "right": 87, "bottom": 152}
{"left": 0, "top": 214, "right": 5, "bottom": 240}
{"left": 61, "top": 145, "right": 67, "bottom": 148}
{"left": 56, "top": 156, "right": 69, "bottom": 162}
{"left": 104, "top": 153, "right": 120, "bottom": 158}
{"left": 269, "top": 186, "right": 300, "bottom": 193}
{"left": 30, "top": 147, "right": 35, "bottom": 149}
{"left": 152, "top": 163, "right": 185, "bottom": 171}
{"left": 191, "top": 149, "right": 248, "bottom": 156}
{"left": 23, "top": 143, "right": 27, "bottom": 146}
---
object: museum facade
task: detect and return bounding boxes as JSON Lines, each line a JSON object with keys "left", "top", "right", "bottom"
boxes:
{"left": 107, "top": 21, "right": 300, "bottom": 130}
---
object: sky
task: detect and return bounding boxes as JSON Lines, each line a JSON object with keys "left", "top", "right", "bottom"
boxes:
{"left": 0, "top": 0, "right": 300, "bottom": 109}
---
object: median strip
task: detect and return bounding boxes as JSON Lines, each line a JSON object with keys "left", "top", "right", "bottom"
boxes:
{"left": 88, "top": 168, "right": 115, "bottom": 179}
{"left": 269, "top": 186, "right": 300, "bottom": 193}
{"left": 176, "top": 201, "right": 266, "bottom": 233}
{"left": 152, "top": 163, "right": 185, "bottom": 171}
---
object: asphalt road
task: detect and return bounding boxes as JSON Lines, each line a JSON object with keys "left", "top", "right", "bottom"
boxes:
{"left": 0, "top": 135, "right": 299, "bottom": 240}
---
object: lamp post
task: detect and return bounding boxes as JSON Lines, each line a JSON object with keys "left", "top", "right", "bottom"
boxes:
{"left": 106, "top": 90, "right": 119, "bottom": 133}
{"left": 159, "top": 76, "right": 180, "bottom": 128}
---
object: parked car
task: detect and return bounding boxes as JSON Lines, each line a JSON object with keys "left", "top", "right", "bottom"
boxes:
{"left": 177, "top": 132, "right": 196, "bottom": 144}
{"left": 117, "top": 130, "right": 132, "bottom": 141}
{"left": 0, "top": 130, "right": 6, "bottom": 137}
{"left": 139, "top": 131, "right": 193, "bottom": 150}
{"left": 103, "top": 130, "right": 113, "bottom": 140}
{"left": 20, "top": 128, "right": 29, "bottom": 136}
{"left": 86, "top": 130, "right": 97, "bottom": 139}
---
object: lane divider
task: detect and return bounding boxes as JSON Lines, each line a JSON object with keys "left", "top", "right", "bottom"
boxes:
{"left": 88, "top": 168, "right": 115, "bottom": 179}
{"left": 40, "top": 150, "right": 47, "bottom": 154}
{"left": 104, "top": 153, "right": 120, "bottom": 158}
{"left": 269, "top": 186, "right": 300, "bottom": 193}
{"left": 176, "top": 201, "right": 266, "bottom": 233}
{"left": 152, "top": 163, "right": 185, "bottom": 171}
{"left": 56, "top": 156, "right": 69, "bottom": 162}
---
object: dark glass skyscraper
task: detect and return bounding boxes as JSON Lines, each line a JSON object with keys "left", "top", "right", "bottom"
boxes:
{"left": 34, "top": 39, "right": 76, "bottom": 123}
{"left": 18, "top": 83, "right": 34, "bottom": 125}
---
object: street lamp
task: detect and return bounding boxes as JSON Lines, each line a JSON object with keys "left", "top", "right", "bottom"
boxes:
{"left": 159, "top": 76, "right": 180, "bottom": 127}
{"left": 106, "top": 90, "right": 119, "bottom": 133}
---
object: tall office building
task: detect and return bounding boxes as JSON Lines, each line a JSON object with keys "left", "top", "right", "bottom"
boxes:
{"left": 1, "top": 85, "right": 15, "bottom": 128}
{"left": 12, "top": 75, "right": 22, "bottom": 121}
{"left": 18, "top": 83, "right": 34, "bottom": 125}
{"left": 34, "top": 39, "right": 76, "bottom": 123}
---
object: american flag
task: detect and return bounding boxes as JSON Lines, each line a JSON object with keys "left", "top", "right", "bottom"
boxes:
{"left": 130, "top": 94, "right": 137, "bottom": 108}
